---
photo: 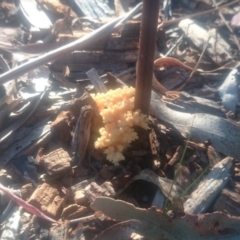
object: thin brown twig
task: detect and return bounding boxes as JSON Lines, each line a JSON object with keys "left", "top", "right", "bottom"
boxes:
{"left": 176, "top": 37, "right": 210, "bottom": 91}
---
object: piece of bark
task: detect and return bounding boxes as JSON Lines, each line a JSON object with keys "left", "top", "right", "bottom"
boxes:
{"left": 121, "top": 20, "right": 141, "bottom": 39}
{"left": 207, "top": 146, "right": 222, "bottom": 167}
{"left": 28, "top": 183, "right": 67, "bottom": 218}
{"left": 51, "top": 221, "right": 69, "bottom": 240}
{"left": 74, "top": 190, "right": 88, "bottom": 205}
{"left": 93, "top": 219, "right": 141, "bottom": 240}
{"left": 232, "top": 182, "right": 240, "bottom": 195}
{"left": 84, "top": 182, "right": 116, "bottom": 202}
{"left": 185, "top": 141, "right": 206, "bottom": 151}
{"left": 57, "top": 34, "right": 139, "bottom": 51}
{"left": 149, "top": 128, "right": 159, "bottom": 155}
{"left": 72, "top": 105, "right": 93, "bottom": 167}
{"left": 71, "top": 180, "right": 92, "bottom": 193}
{"left": 61, "top": 204, "right": 87, "bottom": 220}
{"left": 42, "top": 148, "right": 71, "bottom": 176}
{"left": 184, "top": 157, "right": 233, "bottom": 215}
{"left": 21, "top": 183, "right": 34, "bottom": 201}
{"left": 164, "top": 146, "right": 183, "bottom": 172}
{"left": 233, "top": 162, "right": 240, "bottom": 181}
{"left": 71, "top": 179, "right": 92, "bottom": 203}
{"left": 178, "top": 19, "right": 232, "bottom": 64}
{"left": 56, "top": 50, "right": 138, "bottom": 64}
{"left": 174, "top": 163, "right": 192, "bottom": 190}
{"left": 37, "top": 0, "right": 75, "bottom": 17}
{"left": 60, "top": 168, "right": 74, "bottom": 188}
{"left": 213, "top": 188, "right": 240, "bottom": 216}
{"left": 168, "top": 146, "right": 183, "bottom": 166}
{"left": 51, "top": 111, "right": 72, "bottom": 142}
{"left": 73, "top": 0, "right": 114, "bottom": 18}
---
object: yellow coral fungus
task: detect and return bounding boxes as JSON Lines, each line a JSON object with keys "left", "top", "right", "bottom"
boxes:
{"left": 91, "top": 86, "right": 148, "bottom": 165}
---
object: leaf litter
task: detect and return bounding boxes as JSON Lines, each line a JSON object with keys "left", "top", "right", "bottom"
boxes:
{"left": 0, "top": 0, "right": 240, "bottom": 239}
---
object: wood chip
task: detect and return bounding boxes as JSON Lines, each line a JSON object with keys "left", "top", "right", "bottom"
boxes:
{"left": 61, "top": 204, "right": 87, "bottom": 220}
{"left": 28, "top": 183, "right": 67, "bottom": 218}
{"left": 213, "top": 188, "right": 240, "bottom": 216}
{"left": 42, "top": 148, "right": 71, "bottom": 176}
{"left": 84, "top": 182, "right": 116, "bottom": 202}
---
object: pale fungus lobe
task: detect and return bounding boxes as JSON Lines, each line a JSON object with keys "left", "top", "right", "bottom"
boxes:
{"left": 91, "top": 86, "right": 148, "bottom": 165}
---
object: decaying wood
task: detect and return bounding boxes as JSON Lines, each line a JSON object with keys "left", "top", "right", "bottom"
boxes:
{"left": 51, "top": 221, "right": 69, "bottom": 240}
{"left": 61, "top": 204, "right": 87, "bottom": 220}
{"left": 213, "top": 188, "right": 240, "bottom": 216}
{"left": 42, "top": 148, "right": 71, "bottom": 176}
{"left": 184, "top": 157, "right": 233, "bottom": 215}
{"left": 85, "top": 181, "right": 116, "bottom": 202}
{"left": 52, "top": 50, "right": 138, "bottom": 73}
{"left": 73, "top": 0, "right": 114, "bottom": 18}
{"left": 167, "top": 146, "right": 183, "bottom": 167}
{"left": 28, "top": 182, "right": 67, "bottom": 218}
{"left": 76, "top": 105, "right": 93, "bottom": 167}
{"left": 174, "top": 164, "right": 192, "bottom": 190}
{"left": 93, "top": 219, "right": 141, "bottom": 240}
{"left": 207, "top": 146, "right": 222, "bottom": 167}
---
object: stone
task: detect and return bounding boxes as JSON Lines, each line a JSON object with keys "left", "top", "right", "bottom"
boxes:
{"left": 51, "top": 111, "right": 72, "bottom": 142}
